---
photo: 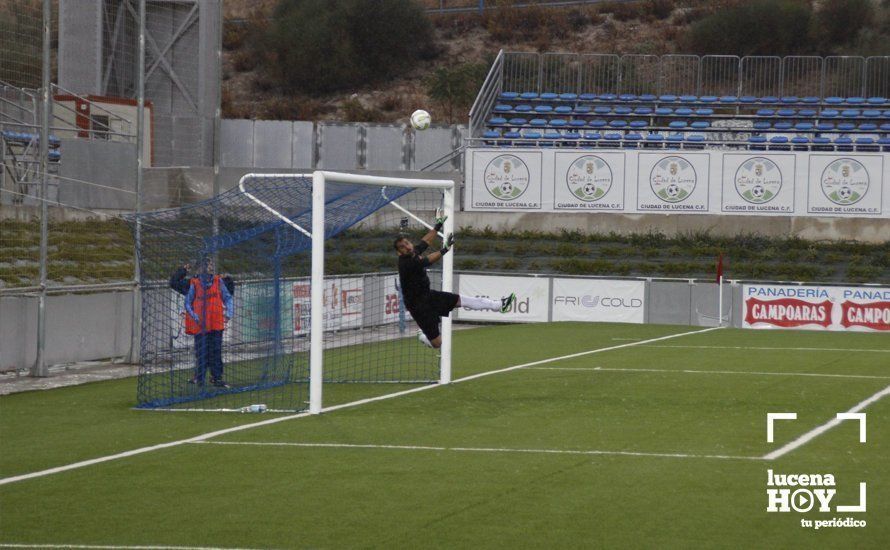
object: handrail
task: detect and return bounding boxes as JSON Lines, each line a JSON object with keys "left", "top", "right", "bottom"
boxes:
{"left": 469, "top": 50, "right": 505, "bottom": 138}
{"left": 52, "top": 83, "right": 135, "bottom": 132}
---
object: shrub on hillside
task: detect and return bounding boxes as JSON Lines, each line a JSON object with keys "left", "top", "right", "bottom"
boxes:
{"left": 425, "top": 62, "right": 488, "bottom": 122}
{"left": 259, "top": 0, "right": 438, "bottom": 94}
{"left": 683, "top": 0, "right": 814, "bottom": 56}
{"left": 814, "top": 0, "right": 876, "bottom": 47}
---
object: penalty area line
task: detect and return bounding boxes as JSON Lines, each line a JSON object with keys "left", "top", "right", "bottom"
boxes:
{"left": 528, "top": 367, "right": 890, "bottom": 380}
{"left": 763, "top": 384, "right": 890, "bottom": 461}
{"left": 194, "top": 440, "right": 760, "bottom": 461}
{"left": 0, "top": 325, "right": 720, "bottom": 486}
{"left": 0, "top": 545, "right": 268, "bottom": 550}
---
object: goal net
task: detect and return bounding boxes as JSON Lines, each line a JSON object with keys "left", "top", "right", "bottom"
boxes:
{"left": 132, "top": 171, "right": 455, "bottom": 412}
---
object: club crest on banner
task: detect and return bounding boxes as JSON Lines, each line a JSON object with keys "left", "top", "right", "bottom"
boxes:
{"left": 484, "top": 154, "right": 530, "bottom": 201}
{"left": 651, "top": 156, "right": 696, "bottom": 203}
{"left": 821, "top": 158, "right": 869, "bottom": 206}
{"left": 735, "top": 157, "right": 782, "bottom": 204}
{"left": 566, "top": 155, "right": 612, "bottom": 202}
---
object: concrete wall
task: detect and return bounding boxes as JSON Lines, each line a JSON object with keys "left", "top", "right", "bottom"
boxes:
{"left": 1, "top": 290, "right": 133, "bottom": 370}
{"left": 58, "top": 139, "right": 138, "bottom": 210}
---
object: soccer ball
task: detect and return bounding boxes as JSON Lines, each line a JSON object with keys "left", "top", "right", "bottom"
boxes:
{"left": 582, "top": 183, "right": 597, "bottom": 197}
{"left": 410, "top": 109, "right": 431, "bottom": 131}
{"left": 839, "top": 186, "right": 852, "bottom": 200}
{"left": 666, "top": 183, "right": 680, "bottom": 198}
{"left": 751, "top": 185, "right": 765, "bottom": 199}
{"left": 500, "top": 181, "right": 513, "bottom": 196}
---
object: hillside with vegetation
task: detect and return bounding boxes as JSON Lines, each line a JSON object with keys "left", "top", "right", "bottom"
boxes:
{"left": 220, "top": 0, "right": 890, "bottom": 124}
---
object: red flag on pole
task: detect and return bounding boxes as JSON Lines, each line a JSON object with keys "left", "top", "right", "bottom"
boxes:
{"left": 716, "top": 253, "right": 724, "bottom": 284}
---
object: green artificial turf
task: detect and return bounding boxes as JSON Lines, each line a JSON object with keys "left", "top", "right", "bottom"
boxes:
{"left": 0, "top": 323, "right": 888, "bottom": 548}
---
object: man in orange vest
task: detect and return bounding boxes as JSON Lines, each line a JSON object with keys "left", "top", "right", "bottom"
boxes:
{"left": 184, "top": 258, "right": 234, "bottom": 388}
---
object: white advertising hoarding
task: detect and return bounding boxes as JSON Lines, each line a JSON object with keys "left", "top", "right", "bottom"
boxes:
{"left": 456, "top": 274, "right": 549, "bottom": 322}
{"left": 292, "top": 277, "right": 364, "bottom": 335}
{"left": 743, "top": 284, "right": 890, "bottom": 332}
{"left": 636, "top": 153, "right": 710, "bottom": 212}
{"left": 807, "top": 155, "right": 884, "bottom": 216}
{"left": 721, "top": 154, "right": 796, "bottom": 214}
{"left": 470, "top": 150, "right": 543, "bottom": 210}
{"left": 553, "top": 152, "right": 626, "bottom": 211}
{"left": 552, "top": 278, "right": 645, "bottom": 323}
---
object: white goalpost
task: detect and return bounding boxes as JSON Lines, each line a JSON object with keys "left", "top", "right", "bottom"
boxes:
{"left": 240, "top": 171, "right": 456, "bottom": 415}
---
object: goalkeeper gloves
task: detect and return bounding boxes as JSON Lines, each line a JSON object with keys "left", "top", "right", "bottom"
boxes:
{"left": 440, "top": 233, "right": 454, "bottom": 255}
{"left": 433, "top": 208, "right": 448, "bottom": 232}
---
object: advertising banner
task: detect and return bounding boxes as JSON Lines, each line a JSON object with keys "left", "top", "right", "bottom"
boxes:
{"left": 552, "top": 278, "right": 645, "bottom": 323}
{"left": 382, "top": 275, "right": 402, "bottom": 325}
{"left": 721, "top": 154, "right": 796, "bottom": 214}
{"left": 470, "top": 150, "right": 543, "bottom": 210}
{"left": 292, "top": 277, "right": 364, "bottom": 335}
{"left": 743, "top": 284, "right": 890, "bottom": 332}
{"left": 636, "top": 153, "right": 710, "bottom": 212}
{"left": 807, "top": 155, "right": 884, "bottom": 216}
{"left": 456, "top": 274, "right": 549, "bottom": 322}
{"left": 553, "top": 152, "right": 626, "bottom": 211}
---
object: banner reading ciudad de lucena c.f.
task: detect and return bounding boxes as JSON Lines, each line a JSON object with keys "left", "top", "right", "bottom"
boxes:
{"left": 743, "top": 284, "right": 890, "bottom": 332}
{"left": 466, "top": 149, "right": 887, "bottom": 218}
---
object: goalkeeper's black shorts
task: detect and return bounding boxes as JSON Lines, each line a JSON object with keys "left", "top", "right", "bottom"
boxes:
{"left": 407, "top": 290, "right": 459, "bottom": 341}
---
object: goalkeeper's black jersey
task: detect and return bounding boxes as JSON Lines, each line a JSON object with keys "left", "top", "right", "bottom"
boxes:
{"left": 397, "top": 241, "right": 431, "bottom": 307}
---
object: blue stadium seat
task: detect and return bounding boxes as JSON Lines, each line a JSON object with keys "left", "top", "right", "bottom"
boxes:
{"left": 834, "top": 136, "right": 853, "bottom": 151}
{"left": 563, "top": 131, "right": 581, "bottom": 141}
{"left": 791, "top": 136, "right": 810, "bottom": 150}
{"left": 540, "top": 92, "right": 559, "bottom": 100}
{"left": 551, "top": 119, "right": 568, "bottom": 128}
{"left": 777, "top": 109, "right": 796, "bottom": 117}
{"left": 645, "top": 133, "right": 665, "bottom": 142}
{"left": 798, "top": 109, "right": 817, "bottom": 117}
{"left": 540, "top": 132, "right": 560, "bottom": 146}
{"left": 794, "top": 122, "right": 814, "bottom": 131}
{"left": 695, "top": 108, "right": 714, "bottom": 116}
{"left": 858, "top": 123, "right": 878, "bottom": 131}
{"left": 629, "top": 120, "right": 648, "bottom": 129}
{"left": 748, "top": 136, "right": 768, "bottom": 150}
{"left": 655, "top": 107, "right": 673, "bottom": 116}
{"left": 555, "top": 105, "right": 573, "bottom": 114}
{"left": 884, "top": 110, "right": 890, "bottom": 117}
{"left": 820, "top": 109, "right": 839, "bottom": 118}
{"left": 666, "top": 133, "right": 685, "bottom": 144}
{"left": 769, "top": 136, "right": 790, "bottom": 150}
{"left": 686, "top": 134, "right": 706, "bottom": 143}
{"left": 534, "top": 105, "right": 554, "bottom": 113}
{"left": 719, "top": 96, "right": 738, "bottom": 103}
{"left": 825, "top": 97, "right": 844, "bottom": 105}
{"left": 847, "top": 97, "right": 865, "bottom": 105}
{"left": 582, "top": 131, "right": 602, "bottom": 141}
{"left": 560, "top": 93, "right": 578, "bottom": 100}
{"left": 690, "top": 121, "right": 710, "bottom": 129}
{"left": 614, "top": 106, "right": 632, "bottom": 115}
{"left": 607, "top": 120, "right": 628, "bottom": 128}
{"left": 499, "top": 92, "right": 520, "bottom": 100}
{"left": 700, "top": 96, "right": 718, "bottom": 103}
{"left": 509, "top": 117, "right": 528, "bottom": 126}
{"left": 774, "top": 122, "right": 793, "bottom": 131}
{"left": 568, "top": 119, "right": 586, "bottom": 128}
{"left": 669, "top": 120, "right": 688, "bottom": 129}
{"left": 618, "top": 94, "right": 637, "bottom": 102}
{"left": 801, "top": 96, "right": 820, "bottom": 104}
{"left": 543, "top": 130, "right": 562, "bottom": 140}
{"left": 816, "top": 122, "right": 835, "bottom": 131}
{"left": 639, "top": 94, "right": 657, "bottom": 102}
{"left": 603, "top": 133, "right": 623, "bottom": 145}
{"left": 515, "top": 104, "right": 533, "bottom": 113}
{"left": 675, "top": 107, "right": 693, "bottom": 116}
{"left": 780, "top": 96, "right": 799, "bottom": 104}
{"left": 574, "top": 105, "right": 591, "bottom": 114}
{"left": 623, "top": 133, "right": 643, "bottom": 147}
{"left": 761, "top": 96, "right": 779, "bottom": 104}
{"left": 530, "top": 118, "right": 548, "bottom": 127}
{"left": 589, "top": 119, "right": 607, "bottom": 128}
{"left": 881, "top": 123, "right": 890, "bottom": 131}
{"left": 599, "top": 93, "right": 618, "bottom": 101}
{"left": 579, "top": 93, "right": 597, "bottom": 101}
{"left": 840, "top": 109, "right": 861, "bottom": 118}
{"left": 644, "top": 133, "right": 665, "bottom": 148}
{"left": 659, "top": 94, "right": 678, "bottom": 102}
{"left": 48, "top": 150, "right": 61, "bottom": 161}
{"left": 494, "top": 104, "right": 512, "bottom": 113}
{"left": 520, "top": 92, "right": 539, "bottom": 100}
{"left": 522, "top": 130, "right": 542, "bottom": 139}
{"left": 867, "top": 97, "right": 887, "bottom": 105}
{"left": 756, "top": 109, "right": 775, "bottom": 117}
{"left": 837, "top": 122, "right": 856, "bottom": 132}
{"left": 483, "top": 130, "right": 501, "bottom": 141}
{"left": 488, "top": 117, "right": 508, "bottom": 126}
{"left": 862, "top": 109, "right": 881, "bottom": 118}
{"left": 594, "top": 106, "right": 612, "bottom": 115}
{"left": 754, "top": 121, "right": 772, "bottom": 130}
{"left": 855, "top": 137, "right": 878, "bottom": 151}
{"left": 878, "top": 137, "right": 890, "bottom": 151}
{"left": 634, "top": 107, "right": 653, "bottom": 115}
{"left": 679, "top": 95, "right": 698, "bottom": 103}
{"left": 504, "top": 131, "right": 521, "bottom": 140}
{"left": 739, "top": 96, "right": 757, "bottom": 103}
{"left": 812, "top": 137, "right": 832, "bottom": 151}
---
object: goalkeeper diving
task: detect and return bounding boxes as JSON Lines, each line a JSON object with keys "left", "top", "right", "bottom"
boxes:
{"left": 395, "top": 211, "right": 515, "bottom": 349}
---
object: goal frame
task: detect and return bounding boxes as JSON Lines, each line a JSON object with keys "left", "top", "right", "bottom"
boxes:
{"left": 238, "top": 171, "right": 456, "bottom": 414}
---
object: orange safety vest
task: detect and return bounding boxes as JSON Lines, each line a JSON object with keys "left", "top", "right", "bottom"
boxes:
{"left": 185, "top": 276, "right": 225, "bottom": 335}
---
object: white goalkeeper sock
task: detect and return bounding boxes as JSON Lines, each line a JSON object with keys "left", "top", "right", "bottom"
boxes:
{"left": 418, "top": 331, "right": 434, "bottom": 348}
{"left": 459, "top": 295, "right": 501, "bottom": 311}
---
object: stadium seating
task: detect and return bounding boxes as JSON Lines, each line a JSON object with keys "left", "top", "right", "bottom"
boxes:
{"left": 483, "top": 91, "right": 890, "bottom": 150}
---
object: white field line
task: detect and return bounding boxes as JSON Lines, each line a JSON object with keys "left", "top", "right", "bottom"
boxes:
{"left": 0, "top": 545, "right": 269, "bottom": 550}
{"left": 529, "top": 367, "right": 890, "bottom": 380}
{"left": 763, "top": 384, "right": 890, "bottom": 461}
{"left": 0, "top": 326, "right": 720, "bottom": 486}
{"left": 194, "top": 440, "right": 759, "bottom": 461}
{"left": 639, "top": 344, "right": 890, "bottom": 353}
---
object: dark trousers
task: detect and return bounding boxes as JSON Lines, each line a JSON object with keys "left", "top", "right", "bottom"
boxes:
{"left": 193, "top": 330, "right": 224, "bottom": 382}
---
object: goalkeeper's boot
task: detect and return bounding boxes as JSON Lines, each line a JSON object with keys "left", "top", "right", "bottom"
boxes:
{"left": 417, "top": 330, "right": 434, "bottom": 349}
{"left": 500, "top": 292, "right": 516, "bottom": 313}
